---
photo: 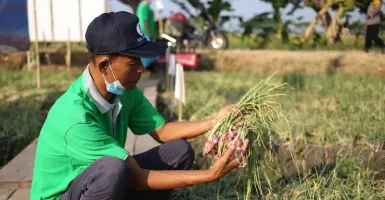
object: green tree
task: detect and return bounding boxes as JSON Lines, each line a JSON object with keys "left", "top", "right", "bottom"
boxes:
{"left": 241, "top": 0, "right": 301, "bottom": 46}
{"left": 119, "top": 0, "right": 140, "bottom": 13}
{"left": 300, "top": 0, "right": 380, "bottom": 45}
{"left": 260, "top": 0, "right": 302, "bottom": 39}
{"left": 170, "top": 0, "right": 238, "bottom": 27}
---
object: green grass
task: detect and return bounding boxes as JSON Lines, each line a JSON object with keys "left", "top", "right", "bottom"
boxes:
{"left": 177, "top": 71, "right": 385, "bottom": 148}
{"left": 0, "top": 69, "right": 83, "bottom": 167}
{"left": 227, "top": 33, "right": 385, "bottom": 51}
{"left": 161, "top": 71, "right": 385, "bottom": 199}
{"left": 1, "top": 68, "right": 384, "bottom": 199}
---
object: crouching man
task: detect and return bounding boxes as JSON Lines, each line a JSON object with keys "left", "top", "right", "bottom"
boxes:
{"left": 30, "top": 11, "right": 248, "bottom": 200}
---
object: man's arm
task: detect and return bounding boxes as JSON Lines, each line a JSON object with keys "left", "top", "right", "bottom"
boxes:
{"left": 140, "top": 3, "right": 152, "bottom": 39}
{"left": 126, "top": 156, "right": 211, "bottom": 190}
{"left": 150, "top": 119, "right": 215, "bottom": 143}
{"left": 144, "top": 21, "right": 153, "bottom": 39}
{"left": 150, "top": 104, "right": 240, "bottom": 143}
{"left": 126, "top": 140, "right": 248, "bottom": 190}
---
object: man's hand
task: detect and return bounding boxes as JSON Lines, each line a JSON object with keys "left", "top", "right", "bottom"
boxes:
{"left": 211, "top": 104, "right": 240, "bottom": 128}
{"left": 211, "top": 104, "right": 249, "bottom": 130}
{"left": 213, "top": 104, "right": 240, "bottom": 121}
{"left": 208, "top": 139, "right": 249, "bottom": 181}
{"left": 151, "top": 104, "right": 249, "bottom": 143}
{"left": 125, "top": 139, "right": 249, "bottom": 190}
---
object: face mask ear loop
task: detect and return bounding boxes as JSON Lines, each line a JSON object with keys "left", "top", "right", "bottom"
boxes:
{"left": 105, "top": 58, "right": 118, "bottom": 81}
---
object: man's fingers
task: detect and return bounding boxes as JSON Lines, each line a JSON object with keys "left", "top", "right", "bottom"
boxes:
{"left": 232, "top": 107, "right": 240, "bottom": 116}
{"left": 227, "top": 104, "right": 240, "bottom": 116}
{"left": 231, "top": 121, "right": 252, "bottom": 131}
{"left": 231, "top": 122, "right": 242, "bottom": 130}
{"left": 225, "top": 139, "right": 249, "bottom": 170}
{"left": 235, "top": 121, "right": 243, "bottom": 127}
{"left": 227, "top": 156, "right": 244, "bottom": 169}
{"left": 221, "top": 143, "right": 236, "bottom": 161}
{"left": 226, "top": 151, "right": 246, "bottom": 170}
{"left": 241, "top": 139, "right": 249, "bottom": 151}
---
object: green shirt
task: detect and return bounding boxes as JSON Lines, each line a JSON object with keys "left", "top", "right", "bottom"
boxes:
{"left": 30, "top": 67, "right": 165, "bottom": 200}
{"left": 136, "top": 1, "right": 157, "bottom": 38}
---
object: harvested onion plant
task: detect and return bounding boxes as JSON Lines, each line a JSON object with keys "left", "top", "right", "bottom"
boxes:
{"left": 202, "top": 75, "right": 289, "bottom": 199}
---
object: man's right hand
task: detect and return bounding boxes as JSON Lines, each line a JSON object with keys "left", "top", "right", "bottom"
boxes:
{"left": 125, "top": 139, "right": 249, "bottom": 190}
{"left": 207, "top": 139, "right": 249, "bottom": 181}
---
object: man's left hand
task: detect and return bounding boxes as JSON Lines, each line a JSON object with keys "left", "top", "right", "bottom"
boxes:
{"left": 213, "top": 104, "right": 240, "bottom": 121}
{"left": 210, "top": 104, "right": 248, "bottom": 130}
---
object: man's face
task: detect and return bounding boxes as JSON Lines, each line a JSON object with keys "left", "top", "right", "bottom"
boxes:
{"left": 102, "top": 54, "right": 144, "bottom": 90}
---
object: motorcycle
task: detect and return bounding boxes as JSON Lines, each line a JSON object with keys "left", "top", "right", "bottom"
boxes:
{"left": 164, "top": 4, "right": 229, "bottom": 51}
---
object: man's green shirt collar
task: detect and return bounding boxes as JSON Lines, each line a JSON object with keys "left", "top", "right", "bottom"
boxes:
{"left": 83, "top": 65, "right": 120, "bottom": 114}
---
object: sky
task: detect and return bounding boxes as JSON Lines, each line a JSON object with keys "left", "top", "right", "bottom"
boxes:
{"left": 109, "top": 0, "right": 317, "bottom": 21}
{"left": 109, "top": 0, "right": 367, "bottom": 32}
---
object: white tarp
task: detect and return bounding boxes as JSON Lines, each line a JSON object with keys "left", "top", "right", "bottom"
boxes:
{"left": 27, "top": 0, "right": 107, "bottom": 42}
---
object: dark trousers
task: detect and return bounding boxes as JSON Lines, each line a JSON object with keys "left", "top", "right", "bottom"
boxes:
{"left": 365, "top": 24, "right": 385, "bottom": 51}
{"left": 59, "top": 139, "right": 195, "bottom": 200}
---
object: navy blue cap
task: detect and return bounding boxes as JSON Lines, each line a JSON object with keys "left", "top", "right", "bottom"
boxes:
{"left": 85, "top": 11, "right": 167, "bottom": 58}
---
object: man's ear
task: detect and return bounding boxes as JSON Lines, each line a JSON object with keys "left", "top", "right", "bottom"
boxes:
{"left": 97, "top": 57, "right": 110, "bottom": 74}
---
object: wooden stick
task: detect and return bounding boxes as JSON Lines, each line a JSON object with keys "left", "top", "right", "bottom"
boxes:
{"left": 66, "top": 28, "right": 71, "bottom": 70}
{"left": 178, "top": 64, "right": 183, "bottom": 121}
{"left": 158, "top": 12, "right": 163, "bottom": 36}
{"left": 169, "top": 51, "right": 174, "bottom": 120}
{"left": 104, "top": 0, "right": 109, "bottom": 13}
{"left": 33, "top": 0, "right": 40, "bottom": 89}
{"left": 78, "top": 0, "right": 83, "bottom": 41}
{"left": 27, "top": 51, "right": 31, "bottom": 71}
{"left": 165, "top": 44, "right": 170, "bottom": 92}
{"left": 50, "top": 0, "right": 54, "bottom": 41}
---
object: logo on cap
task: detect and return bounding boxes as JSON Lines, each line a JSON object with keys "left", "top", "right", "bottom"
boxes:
{"left": 137, "top": 23, "right": 144, "bottom": 36}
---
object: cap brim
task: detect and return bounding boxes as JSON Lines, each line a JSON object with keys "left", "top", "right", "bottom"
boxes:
{"left": 120, "top": 40, "right": 168, "bottom": 58}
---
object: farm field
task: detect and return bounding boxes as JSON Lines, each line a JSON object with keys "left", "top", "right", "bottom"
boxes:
{"left": 1, "top": 59, "right": 385, "bottom": 199}
{"left": 162, "top": 71, "right": 385, "bottom": 199}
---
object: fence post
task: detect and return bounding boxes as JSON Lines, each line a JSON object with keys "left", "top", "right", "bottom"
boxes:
{"left": 33, "top": 0, "right": 41, "bottom": 89}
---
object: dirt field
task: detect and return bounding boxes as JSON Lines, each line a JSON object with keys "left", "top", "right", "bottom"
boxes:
{"left": 199, "top": 50, "right": 385, "bottom": 76}
{"left": 2, "top": 50, "right": 385, "bottom": 77}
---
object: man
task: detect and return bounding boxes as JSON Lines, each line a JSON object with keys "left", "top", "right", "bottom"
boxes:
{"left": 136, "top": 0, "right": 158, "bottom": 69}
{"left": 136, "top": 0, "right": 156, "bottom": 40}
{"left": 365, "top": 0, "right": 385, "bottom": 53}
{"left": 30, "top": 11, "right": 248, "bottom": 200}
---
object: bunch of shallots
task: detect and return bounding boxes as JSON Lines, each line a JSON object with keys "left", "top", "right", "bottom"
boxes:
{"left": 203, "top": 127, "right": 246, "bottom": 161}
{"left": 200, "top": 74, "right": 288, "bottom": 200}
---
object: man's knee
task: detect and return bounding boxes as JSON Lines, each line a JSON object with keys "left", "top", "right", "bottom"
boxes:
{"left": 61, "top": 156, "right": 129, "bottom": 200}
{"left": 95, "top": 156, "right": 129, "bottom": 187}
{"left": 167, "top": 139, "right": 195, "bottom": 170}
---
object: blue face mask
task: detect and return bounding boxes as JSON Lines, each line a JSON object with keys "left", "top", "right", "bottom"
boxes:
{"left": 102, "top": 59, "right": 126, "bottom": 96}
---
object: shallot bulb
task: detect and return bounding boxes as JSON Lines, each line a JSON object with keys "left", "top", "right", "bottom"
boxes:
{"left": 203, "top": 140, "right": 214, "bottom": 154}
{"left": 234, "top": 137, "right": 243, "bottom": 147}
{"left": 226, "top": 132, "right": 234, "bottom": 141}
{"left": 212, "top": 136, "right": 220, "bottom": 144}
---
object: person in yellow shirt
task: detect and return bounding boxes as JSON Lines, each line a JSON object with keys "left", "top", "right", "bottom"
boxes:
{"left": 365, "top": 0, "right": 385, "bottom": 53}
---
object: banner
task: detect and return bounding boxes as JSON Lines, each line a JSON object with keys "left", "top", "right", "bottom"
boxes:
{"left": 0, "top": 0, "right": 29, "bottom": 54}
{"left": 27, "top": 0, "right": 107, "bottom": 42}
